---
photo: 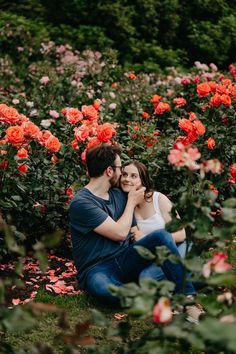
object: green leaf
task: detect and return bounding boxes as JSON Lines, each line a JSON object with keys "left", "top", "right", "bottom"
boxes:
{"left": 42, "top": 230, "right": 64, "bottom": 247}
{"left": 2, "top": 306, "right": 36, "bottom": 332}
{"left": 208, "top": 273, "right": 236, "bottom": 286}
{"left": 128, "top": 295, "right": 154, "bottom": 317}
{"left": 196, "top": 318, "right": 236, "bottom": 351}
{"left": 11, "top": 195, "right": 22, "bottom": 202}
{"left": 221, "top": 207, "right": 236, "bottom": 223}
{"left": 90, "top": 309, "right": 109, "bottom": 326}
{"left": 134, "top": 246, "right": 155, "bottom": 260}
{"left": 223, "top": 198, "right": 236, "bottom": 208}
{"left": 181, "top": 257, "right": 204, "bottom": 272}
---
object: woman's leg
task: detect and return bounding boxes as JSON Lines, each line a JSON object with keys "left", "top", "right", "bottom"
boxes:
{"left": 116, "top": 231, "right": 196, "bottom": 295}
{"left": 139, "top": 240, "right": 187, "bottom": 281}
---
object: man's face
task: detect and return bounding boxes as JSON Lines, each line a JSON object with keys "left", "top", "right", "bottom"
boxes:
{"left": 110, "top": 155, "right": 122, "bottom": 187}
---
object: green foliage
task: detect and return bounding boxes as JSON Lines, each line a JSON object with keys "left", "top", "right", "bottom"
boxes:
{"left": 1, "top": 0, "right": 236, "bottom": 69}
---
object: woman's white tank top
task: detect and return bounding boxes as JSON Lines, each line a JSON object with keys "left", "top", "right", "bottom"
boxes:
{"left": 136, "top": 192, "right": 165, "bottom": 236}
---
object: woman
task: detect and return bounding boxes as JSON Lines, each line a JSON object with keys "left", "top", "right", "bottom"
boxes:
{"left": 120, "top": 160, "right": 187, "bottom": 280}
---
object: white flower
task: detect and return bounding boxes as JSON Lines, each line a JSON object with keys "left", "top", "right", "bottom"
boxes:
{"left": 40, "top": 119, "right": 52, "bottom": 128}
{"left": 26, "top": 101, "right": 34, "bottom": 108}
{"left": 108, "top": 103, "right": 117, "bottom": 110}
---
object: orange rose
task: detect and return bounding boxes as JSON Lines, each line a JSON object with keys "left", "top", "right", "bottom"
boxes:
{"left": 44, "top": 135, "right": 61, "bottom": 153}
{"left": 17, "top": 163, "right": 28, "bottom": 175}
{"left": 210, "top": 93, "right": 221, "bottom": 106}
{"left": 51, "top": 154, "right": 60, "bottom": 165}
{"left": 228, "top": 85, "right": 236, "bottom": 98}
{"left": 38, "top": 130, "right": 52, "bottom": 145}
{"left": 207, "top": 137, "right": 216, "bottom": 149}
{"left": 0, "top": 104, "right": 20, "bottom": 124}
{"left": 6, "top": 126, "right": 25, "bottom": 145}
{"left": 81, "top": 105, "right": 98, "bottom": 121}
{"left": 151, "top": 95, "right": 162, "bottom": 106}
{"left": 178, "top": 119, "right": 193, "bottom": 133}
{"left": 173, "top": 97, "right": 187, "bottom": 107}
{"left": 22, "top": 121, "right": 41, "bottom": 139}
{"left": 197, "top": 82, "right": 211, "bottom": 97}
{"left": 93, "top": 99, "right": 102, "bottom": 111}
{"left": 86, "top": 137, "right": 101, "bottom": 150}
{"left": 208, "top": 81, "right": 217, "bottom": 92}
{"left": 66, "top": 108, "right": 83, "bottom": 124}
{"left": 17, "top": 114, "right": 29, "bottom": 125}
{"left": 74, "top": 125, "right": 90, "bottom": 142}
{"left": 193, "top": 120, "right": 206, "bottom": 136}
{"left": 142, "top": 112, "right": 150, "bottom": 119}
{"left": 222, "top": 79, "right": 232, "bottom": 86}
{"left": 154, "top": 102, "right": 170, "bottom": 115}
{"left": 189, "top": 112, "right": 196, "bottom": 120}
{"left": 187, "top": 130, "right": 198, "bottom": 143}
{"left": 220, "top": 94, "right": 231, "bottom": 106}
{"left": 128, "top": 73, "right": 137, "bottom": 79}
{"left": 216, "top": 84, "right": 227, "bottom": 95}
{"left": 209, "top": 184, "right": 218, "bottom": 194}
{"left": 16, "top": 148, "right": 28, "bottom": 158}
{"left": 61, "top": 108, "right": 67, "bottom": 115}
{"left": 71, "top": 139, "right": 79, "bottom": 150}
{"left": 229, "top": 164, "right": 236, "bottom": 182}
{"left": 96, "top": 123, "right": 116, "bottom": 142}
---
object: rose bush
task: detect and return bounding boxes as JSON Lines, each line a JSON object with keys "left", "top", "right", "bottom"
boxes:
{"left": 0, "top": 38, "right": 236, "bottom": 353}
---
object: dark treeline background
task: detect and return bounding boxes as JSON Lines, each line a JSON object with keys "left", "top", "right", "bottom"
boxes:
{"left": 0, "top": 0, "right": 236, "bottom": 71}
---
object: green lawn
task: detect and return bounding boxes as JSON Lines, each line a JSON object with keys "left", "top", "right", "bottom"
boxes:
{"left": 3, "top": 289, "right": 152, "bottom": 353}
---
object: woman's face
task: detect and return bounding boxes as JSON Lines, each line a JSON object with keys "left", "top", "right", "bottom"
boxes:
{"left": 120, "top": 164, "right": 142, "bottom": 192}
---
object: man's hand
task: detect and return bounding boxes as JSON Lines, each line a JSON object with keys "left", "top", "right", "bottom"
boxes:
{"left": 128, "top": 186, "right": 146, "bottom": 206}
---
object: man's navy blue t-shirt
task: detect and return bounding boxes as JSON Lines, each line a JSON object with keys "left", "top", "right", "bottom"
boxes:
{"left": 69, "top": 187, "right": 133, "bottom": 289}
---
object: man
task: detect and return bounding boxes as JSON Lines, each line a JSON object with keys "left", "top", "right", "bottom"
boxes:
{"left": 69, "top": 143, "right": 197, "bottom": 307}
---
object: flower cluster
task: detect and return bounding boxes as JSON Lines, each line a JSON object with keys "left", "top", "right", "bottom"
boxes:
{"left": 197, "top": 80, "right": 235, "bottom": 107}
{"left": 168, "top": 142, "right": 201, "bottom": 171}
{"left": 0, "top": 104, "right": 61, "bottom": 175}
{"left": 61, "top": 100, "right": 117, "bottom": 161}
{"left": 202, "top": 253, "right": 232, "bottom": 278}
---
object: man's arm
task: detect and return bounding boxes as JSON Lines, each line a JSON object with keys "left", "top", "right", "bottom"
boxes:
{"left": 94, "top": 187, "right": 145, "bottom": 241}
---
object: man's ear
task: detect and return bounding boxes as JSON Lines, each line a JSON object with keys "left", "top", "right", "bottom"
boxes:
{"left": 106, "top": 166, "right": 113, "bottom": 177}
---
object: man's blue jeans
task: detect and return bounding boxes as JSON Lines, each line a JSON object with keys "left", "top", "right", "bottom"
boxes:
{"left": 85, "top": 230, "right": 196, "bottom": 305}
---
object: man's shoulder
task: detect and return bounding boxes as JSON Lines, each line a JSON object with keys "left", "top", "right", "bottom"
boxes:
{"left": 110, "top": 188, "right": 127, "bottom": 199}
{"left": 69, "top": 188, "right": 91, "bottom": 208}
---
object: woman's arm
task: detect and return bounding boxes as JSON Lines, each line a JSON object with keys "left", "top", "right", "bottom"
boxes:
{"left": 158, "top": 193, "right": 186, "bottom": 243}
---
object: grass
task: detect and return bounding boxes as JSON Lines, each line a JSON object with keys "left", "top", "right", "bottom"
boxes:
{"left": 3, "top": 242, "right": 236, "bottom": 354}
{"left": 3, "top": 289, "right": 152, "bottom": 353}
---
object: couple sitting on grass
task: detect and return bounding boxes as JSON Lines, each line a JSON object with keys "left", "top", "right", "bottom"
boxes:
{"left": 69, "top": 143, "right": 204, "bottom": 323}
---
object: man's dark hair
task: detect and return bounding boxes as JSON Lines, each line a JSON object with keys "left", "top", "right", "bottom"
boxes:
{"left": 86, "top": 143, "right": 122, "bottom": 177}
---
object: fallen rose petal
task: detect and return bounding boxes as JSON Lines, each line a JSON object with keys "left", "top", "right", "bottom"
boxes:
{"left": 12, "top": 298, "right": 21, "bottom": 305}
{"left": 114, "top": 313, "right": 128, "bottom": 320}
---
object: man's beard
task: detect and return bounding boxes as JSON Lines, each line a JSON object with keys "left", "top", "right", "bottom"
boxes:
{"left": 110, "top": 174, "right": 120, "bottom": 188}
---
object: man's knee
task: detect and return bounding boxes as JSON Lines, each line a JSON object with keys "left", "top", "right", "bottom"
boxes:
{"left": 86, "top": 272, "right": 122, "bottom": 302}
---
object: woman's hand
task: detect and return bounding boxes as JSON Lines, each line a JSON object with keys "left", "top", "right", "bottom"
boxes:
{"left": 130, "top": 226, "right": 145, "bottom": 242}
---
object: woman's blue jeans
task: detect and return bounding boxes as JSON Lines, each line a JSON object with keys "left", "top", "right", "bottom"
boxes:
{"left": 85, "top": 230, "right": 196, "bottom": 305}
{"left": 139, "top": 240, "right": 187, "bottom": 281}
